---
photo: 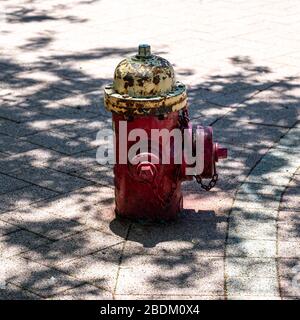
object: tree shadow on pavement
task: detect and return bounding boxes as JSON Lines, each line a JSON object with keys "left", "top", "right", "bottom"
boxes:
{"left": 0, "top": 0, "right": 300, "bottom": 298}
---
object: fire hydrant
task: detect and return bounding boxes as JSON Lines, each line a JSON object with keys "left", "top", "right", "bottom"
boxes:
{"left": 104, "top": 44, "right": 227, "bottom": 221}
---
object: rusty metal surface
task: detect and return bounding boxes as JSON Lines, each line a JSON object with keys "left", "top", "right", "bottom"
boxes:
{"left": 104, "top": 82, "right": 187, "bottom": 116}
{"left": 113, "top": 53, "right": 175, "bottom": 97}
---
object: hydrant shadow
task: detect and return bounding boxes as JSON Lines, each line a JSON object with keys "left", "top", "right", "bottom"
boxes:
{"left": 109, "top": 209, "right": 227, "bottom": 254}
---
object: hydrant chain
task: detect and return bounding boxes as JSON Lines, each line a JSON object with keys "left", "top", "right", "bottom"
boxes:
{"left": 195, "top": 164, "right": 219, "bottom": 191}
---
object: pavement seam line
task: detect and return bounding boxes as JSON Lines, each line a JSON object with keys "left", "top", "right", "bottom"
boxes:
{"left": 112, "top": 223, "right": 132, "bottom": 299}
{"left": 224, "top": 122, "right": 300, "bottom": 299}
{"left": 276, "top": 167, "right": 300, "bottom": 299}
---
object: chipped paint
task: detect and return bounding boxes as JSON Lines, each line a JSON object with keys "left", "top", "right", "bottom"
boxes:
{"left": 104, "top": 82, "right": 187, "bottom": 116}
{"left": 113, "top": 54, "right": 176, "bottom": 97}
{"left": 104, "top": 48, "right": 187, "bottom": 116}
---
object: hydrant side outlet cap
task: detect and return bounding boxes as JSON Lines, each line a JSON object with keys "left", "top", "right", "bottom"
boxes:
{"left": 113, "top": 44, "right": 176, "bottom": 97}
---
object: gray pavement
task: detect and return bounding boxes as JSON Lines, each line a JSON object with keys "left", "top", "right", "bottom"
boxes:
{"left": 0, "top": 0, "right": 299, "bottom": 299}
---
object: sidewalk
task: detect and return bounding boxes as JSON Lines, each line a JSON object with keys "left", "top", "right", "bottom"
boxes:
{"left": 0, "top": 0, "right": 299, "bottom": 299}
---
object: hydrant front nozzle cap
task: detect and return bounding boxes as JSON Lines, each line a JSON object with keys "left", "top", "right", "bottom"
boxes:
{"left": 137, "top": 44, "right": 151, "bottom": 58}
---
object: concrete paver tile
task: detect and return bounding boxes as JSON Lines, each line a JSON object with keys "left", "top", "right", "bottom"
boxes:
{"left": 0, "top": 173, "right": 29, "bottom": 195}
{"left": 0, "top": 185, "right": 58, "bottom": 214}
{"left": 0, "top": 148, "right": 61, "bottom": 174}
{"left": 0, "top": 220, "right": 20, "bottom": 237}
{"left": 58, "top": 244, "right": 123, "bottom": 292}
{"left": 116, "top": 255, "right": 224, "bottom": 295}
{"left": 2, "top": 256, "right": 84, "bottom": 298}
{"left": 0, "top": 229, "right": 51, "bottom": 258}
{"left": 0, "top": 283, "right": 40, "bottom": 300}
{"left": 23, "top": 228, "right": 124, "bottom": 267}
{"left": 0, "top": 134, "right": 37, "bottom": 155}
{"left": 10, "top": 166, "right": 92, "bottom": 193}
{"left": 226, "top": 276, "right": 279, "bottom": 298}
{"left": 124, "top": 217, "right": 227, "bottom": 257}
{"left": 0, "top": 205, "right": 86, "bottom": 241}
{"left": 226, "top": 238, "right": 277, "bottom": 258}
{"left": 49, "top": 284, "right": 112, "bottom": 300}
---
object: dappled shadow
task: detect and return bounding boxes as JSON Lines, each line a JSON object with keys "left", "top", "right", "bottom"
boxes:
{"left": 0, "top": 193, "right": 125, "bottom": 298}
{"left": 0, "top": 0, "right": 300, "bottom": 298}
{"left": 277, "top": 173, "right": 300, "bottom": 298}
{"left": 278, "top": 258, "right": 300, "bottom": 299}
{"left": 4, "top": 0, "right": 92, "bottom": 24}
{"left": 111, "top": 210, "right": 226, "bottom": 248}
{"left": 109, "top": 210, "right": 226, "bottom": 292}
{"left": 19, "top": 35, "right": 54, "bottom": 51}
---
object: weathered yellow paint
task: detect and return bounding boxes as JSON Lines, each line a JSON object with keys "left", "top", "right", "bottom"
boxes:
{"left": 113, "top": 54, "right": 175, "bottom": 97}
{"left": 104, "top": 45, "right": 187, "bottom": 115}
{"left": 104, "top": 82, "right": 187, "bottom": 116}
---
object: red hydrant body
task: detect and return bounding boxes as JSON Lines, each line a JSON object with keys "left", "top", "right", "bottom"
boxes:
{"left": 104, "top": 44, "right": 227, "bottom": 221}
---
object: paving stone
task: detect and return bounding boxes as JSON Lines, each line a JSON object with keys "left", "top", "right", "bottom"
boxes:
{"left": 25, "top": 130, "right": 98, "bottom": 155}
{"left": 280, "top": 277, "right": 300, "bottom": 298}
{"left": 49, "top": 284, "right": 112, "bottom": 300}
{"left": 226, "top": 276, "right": 279, "bottom": 297}
{"left": 0, "top": 148, "right": 61, "bottom": 174}
{"left": 115, "top": 294, "right": 224, "bottom": 300}
{"left": 11, "top": 166, "right": 92, "bottom": 193}
{"left": 234, "top": 191, "right": 282, "bottom": 209}
{"left": 0, "top": 118, "right": 38, "bottom": 137}
{"left": 212, "top": 118, "right": 288, "bottom": 149}
{"left": 279, "top": 210, "right": 300, "bottom": 224}
{"left": 27, "top": 185, "right": 126, "bottom": 236}
{"left": 0, "top": 152, "right": 8, "bottom": 159}
{"left": 228, "top": 213, "right": 277, "bottom": 240}
{"left": 226, "top": 238, "right": 277, "bottom": 258}
{"left": 0, "top": 220, "right": 20, "bottom": 237}
{"left": 246, "top": 148, "right": 300, "bottom": 186}
{"left": 0, "top": 134, "right": 37, "bottom": 155}
{"left": 0, "top": 105, "right": 54, "bottom": 123}
{"left": 0, "top": 173, "right": 29, "bottom": 195}
{"left": 54, "top": 118, "right": 112, "bottom": 138}
{"left": 0, "top": 205, "right": 86, "bottom": 241}
{"left": 124, "top": 216, "right": 227, "bottom": 257}
{"left": 3, "top": 256, "right": 84, "bottom": 298}
{"left": 190, "top": 86, "right": 260, "bottom": 107}
{"left": 49, "top": 150, "right": 114, "bottom": 186}
{"left": 226, "top": 257, "right": 277, "bottom": 278}
{"left": 276, "top": 126, "right": 300, "bottom": 151}
{"left": 24, "top": 117, "right": 111, "bottom": 147}
{"left": 0, "top": 283, "right": 40, "bottom": 300}
{"left": 278, "top": 240, "right": 300, "bottom": 258}
{"left": 278, "top": 257, "right": 300, "bottom": 298}
{"left": 23, "top": 229, "right": 124, "bottom": 267}
{"left": 0, "top": 229, "right": 51, "bottom": 258}
{"left": 182, "top": 191, "right": 233, "bottom": 216}
{"left": 0, "top": 185, "right": 58, "bottom": 214}
{"left": 278, "top": 209, "right": 300, "bottom": 242}
{"left": 280, "top": 187, "right": 300, "bottom": 211}
{"left": 226, "top": 295, "right": 281, "bottom": 300}
{"left": 278, "top": 258, "right": 300, "bottom": 280}
{"left": 187, "top": 99, "right": 232, "bottom": 124}
{"left": 58, "top": 244, "right": 123, "bottom": 292}
{"left": 33, "top": 102, "right": 97, "bottom": 121}
{"left": 1, "top": 0, "right": 300, "bottom": 299}
{"left": 278, "top": 220, "right": 300, "bottom": 241}
{"left": 238, "top": 182, "right": 286, "bottom": 195}
{"left": 116, "top": 255, "right": 224, "bottom": 295}
{"left": 227, "top": 99, "right": 299, "bottom": 127}
{"left": 47, "top": 90, "right": 104, "bottom": 115}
